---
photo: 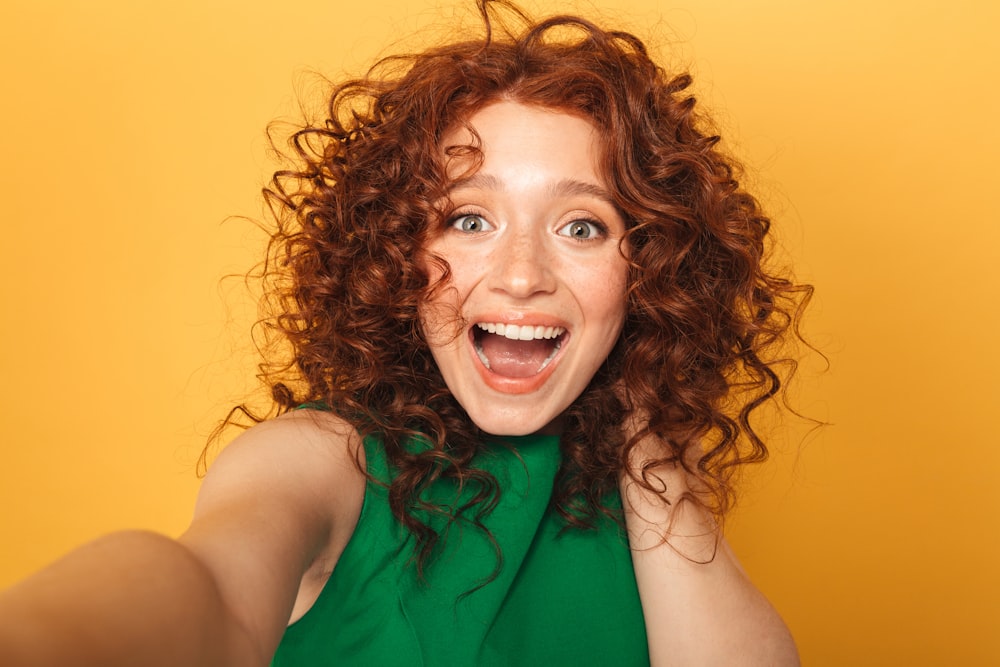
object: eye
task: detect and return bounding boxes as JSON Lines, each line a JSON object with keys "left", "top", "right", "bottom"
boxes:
{"left": 450, "top": 214, "right": 493, "bottom": 233}
{"left": 558, "top": 219, "right": 604, "bottom": 240}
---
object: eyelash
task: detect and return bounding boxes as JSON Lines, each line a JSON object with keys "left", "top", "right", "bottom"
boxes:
{"left": 447, "top": 209, "right": 609, "bottom": 240}
{"left": 559, "top": 217, "right": 608, "bottom": 241}
{"left": 447, "top": 210, "right": 493, "bottom": 233}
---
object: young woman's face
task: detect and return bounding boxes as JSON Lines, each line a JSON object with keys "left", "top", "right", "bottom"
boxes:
{"left": 421, "top": 101, "right": 629, "bottom": 436}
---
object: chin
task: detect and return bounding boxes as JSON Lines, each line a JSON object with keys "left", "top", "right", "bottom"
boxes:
{"left": 461, "top": 396, "right": 571, "bottom": 437}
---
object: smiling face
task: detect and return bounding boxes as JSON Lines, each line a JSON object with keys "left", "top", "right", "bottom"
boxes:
{"left": 420, "top": 101, "right": 629, "bottom": 436}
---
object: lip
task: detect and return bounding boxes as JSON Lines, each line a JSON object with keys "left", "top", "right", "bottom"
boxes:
{"left": 467, "top": 313, "right": 570, "bottom": 395}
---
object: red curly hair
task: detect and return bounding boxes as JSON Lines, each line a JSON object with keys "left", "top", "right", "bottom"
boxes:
{"left": 231, "top": 0, "right": 811, "bottom": 569}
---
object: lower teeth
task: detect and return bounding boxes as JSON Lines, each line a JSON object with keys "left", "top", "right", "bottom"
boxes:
{"left": 536, "top": 339, "right": 562, "bottom": 371}
{"left": 475, "top": 343, "right": 492, "bottom": 370}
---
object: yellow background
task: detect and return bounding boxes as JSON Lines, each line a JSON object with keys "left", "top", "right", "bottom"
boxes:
{"left": 1, "top": 1, "right": 997, "bottom": 664}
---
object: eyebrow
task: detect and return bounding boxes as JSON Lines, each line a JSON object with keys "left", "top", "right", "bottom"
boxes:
{"left": 447, "top": 173, "right": 617, "bottom": 207}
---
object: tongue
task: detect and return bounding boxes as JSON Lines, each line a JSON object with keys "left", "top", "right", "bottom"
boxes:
{"left": 480, "top": 333, "right": 555, "bottom": 378}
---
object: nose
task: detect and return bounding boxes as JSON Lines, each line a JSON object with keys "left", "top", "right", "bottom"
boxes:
{"left": 488, "top": 226, "right": 556, "bottom": 298}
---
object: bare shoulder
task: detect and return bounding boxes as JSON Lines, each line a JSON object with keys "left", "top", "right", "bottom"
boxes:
{"left": 179, "top": 409, "right": 366, "bottom": 660}
{"left": 207, "top": 409, "right": 363, "bottom": 486}
{"left": 192, "top": 409, "right": 366, "bottom": 536}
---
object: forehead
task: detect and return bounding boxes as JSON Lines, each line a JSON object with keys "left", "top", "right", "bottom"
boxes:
{"left": 439, "top": 101, "right": 607, "bottom": 185}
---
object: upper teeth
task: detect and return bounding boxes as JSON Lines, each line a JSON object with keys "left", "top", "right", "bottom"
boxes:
{"left": 476, "top": 322, "right": 565, "bottom": 341}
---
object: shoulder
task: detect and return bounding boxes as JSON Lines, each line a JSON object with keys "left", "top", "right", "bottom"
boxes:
{"left": 179, "top": 409, "right": 368, "bottom": 651}
{"left": 196, "top": 409, "right": 367, "bottom": 536}
{"left": 216, "top": 407, "right": 366, "bottom": 471}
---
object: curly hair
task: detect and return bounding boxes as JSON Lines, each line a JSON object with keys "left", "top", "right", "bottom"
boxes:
{"left": 228, "top": 0, "right": 812, "bottom": 570}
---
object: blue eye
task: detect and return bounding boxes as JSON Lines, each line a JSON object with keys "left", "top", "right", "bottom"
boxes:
{"left": 451, "top": 214, "right": 493, "bottom": 233}
{"left": 559, "top": 219, "right": 603, "bottom": 239}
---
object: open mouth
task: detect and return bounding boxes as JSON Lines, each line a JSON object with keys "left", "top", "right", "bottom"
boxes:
{"left": 472, "top": 322, "right": 566, "bottom": 378}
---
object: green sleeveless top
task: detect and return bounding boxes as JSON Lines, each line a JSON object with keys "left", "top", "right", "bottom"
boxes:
{"left": 270, "top": 433, "right": 648, "bottom": 666}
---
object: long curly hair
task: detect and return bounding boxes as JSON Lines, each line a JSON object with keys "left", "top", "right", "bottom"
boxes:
{"left": 226, "top": 0, "right": 812, "bottom": 570}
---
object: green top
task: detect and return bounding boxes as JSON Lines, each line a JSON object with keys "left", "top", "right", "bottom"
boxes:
{"left": 270, "top": 433, "right": 648, "bottom": 666}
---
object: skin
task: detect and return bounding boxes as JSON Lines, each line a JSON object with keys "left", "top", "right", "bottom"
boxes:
{"left": 0, "top": 102, "right": 799, "bottom": 667}
{"left": 0, "top": 409, "right": 366, "bottom": 667}
{"left": 421, "top": 101, "right": 630, "bottom": 436}
{"left": 621, "top": 436, "right": 801, "bottom": 666}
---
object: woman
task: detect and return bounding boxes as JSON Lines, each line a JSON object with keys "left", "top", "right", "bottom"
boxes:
{"left": 0, "top": 2, "right": 806, "bottom": 665}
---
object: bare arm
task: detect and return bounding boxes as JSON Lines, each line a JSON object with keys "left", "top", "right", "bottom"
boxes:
{"left": 0, "top": 410, "right": 365, "bottom": 667}
{"left": 622, "top": 440, "right": 799, "bottom": 667}
{"left": 0, "top": 530, "right": 259, "bottom": 667}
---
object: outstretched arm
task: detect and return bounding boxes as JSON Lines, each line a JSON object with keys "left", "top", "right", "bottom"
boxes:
{"left": 0, "top": 530, "right": 261, "bottom": 667}
{"left": 622, "top": 440, "right": 799, "bottom": 667}
{"left": 0, "top": 410, "right": 364, "bottom": 667}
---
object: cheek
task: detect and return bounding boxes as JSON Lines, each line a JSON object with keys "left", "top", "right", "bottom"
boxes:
{"left": 420, "top": 243, "right": 478, "bottom": 306}
{"left": 418, "top": 287, "right": 465, "bottom": 348}
{"left": 420, "top": 238, "right": 476, "bottom": 293}
{"left": 417, "top": 246, "right": 456, "bottom": 343}
{"left": 584, "top": 257, "right": 630, "bottom": 322}
{"left": 418, "top": 246, "right": 471, "bottom": 349}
